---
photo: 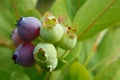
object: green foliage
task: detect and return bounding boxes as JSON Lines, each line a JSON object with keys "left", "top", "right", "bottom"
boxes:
{"left": 89, "top": 27, "right": 120, "bottom": 72}
{"left": 65, "top": 0, "right": 86, "bottom": 21}
{"left": 69, "top": 62, "right": 92, "bottom": 80}
{"left": 50, "top": 62, "right": 92, "bottom": 80}
{"left": 63, "top": 42, "right": 82, "bottom": 63}
{"left": 51, "top": 0, "right": 71, "bottom": 25}
{"left": 23, "top": 9, "right": 41, "bottom": 19}
{"left": 94, "top": 60, "right": 120, "bottom": 80}
{"left": 0, "top": 47, "right": 24, "bottom": 80}
{"left": 0, "top": 0, "right": 120, "bottom": 80}
{"left": 73, "top": 0, "right": 120, "bottom": 41}
{"left": 97, "top": 27, "right": 120, "bottom": 62}
{"left": 10, "top": 71, "right": 30, "bottom": 80}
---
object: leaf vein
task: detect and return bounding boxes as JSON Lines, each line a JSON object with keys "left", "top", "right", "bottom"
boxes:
{"left": 78, "top": 0, "right": 116, "bottom": 40}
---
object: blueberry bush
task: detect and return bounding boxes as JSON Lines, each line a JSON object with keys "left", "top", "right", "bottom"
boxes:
{"left": 0, "top": 0, "right": 120, "bottom": 80}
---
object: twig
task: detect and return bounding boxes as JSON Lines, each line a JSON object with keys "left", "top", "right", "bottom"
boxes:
{"left": 0, "top": 40, "right": 15, "bottom": 49}
{"left": 61, "top": 50, "right": 70, "bottom": 59}
{"left": 34, "top": 63, "right": 42, "bottom": 74}
{"left": 11, "top": 0, "right": 20, "bottom": 19}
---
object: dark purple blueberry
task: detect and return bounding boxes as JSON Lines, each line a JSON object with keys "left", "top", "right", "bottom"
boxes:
{"left": 12, "top": 42, "right": 35, "bottom": 67}
{"left": 11, "top": 28, "right": 23, "bottom": 46}
{"left": 17, "top": 17, "right": 41, "bottom": 42}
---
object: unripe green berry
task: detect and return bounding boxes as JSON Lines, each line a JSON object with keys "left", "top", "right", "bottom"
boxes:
{"left": 40, "top": 14, "right": 64, "bottom": 43}
{"left": 33, "top": 43, "right": 58, "bottom": 71}
{"left": 57, "top": 27, "right": 77, "bottom": 50}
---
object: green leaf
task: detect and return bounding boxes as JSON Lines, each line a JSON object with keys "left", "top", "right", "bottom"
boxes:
{"left": 63, "top": 42, "right": 82, "bottom": 63}
{"left": 73, "top": 0, "right": 120, "bottom": 41}
{"left": 54, "top": 59, "right": 68, "bottom": 70}
{"left": 0, "top": 47, "right": 22, "bottom": 74}
{"left": 65, "top": 0, "right": 86, "bottom": 21}
{"left": 51, "top": 0, "right": 71, "bottom": 25}
{"left": 112, "top": 67, "right": 120, "bottom": 80}
{"left": 25, "top": 67, "right": 49, "bottom": 80}
{"left": 96, "top": 27, "right": 120, "bottom": 64}
{"left": 11, "top": 0, "right": 35, "bottom": 16}
{"left": 36, "top": 0, "right": 54, "bottom": 14}
{"left": 94, "top": 60, "right": 120, "bottom": 80}
{"left": 89, "top": 27, "right": 120, "bottom": 72}
{"left": 52, "top": 62, "right": 92, "bottom": 80}
{"left": 23, "top": 9, "right": 41, "bottom": 19}
{"left": 25, "top": 67, "right": 39, "bottom": 80}
{"left": 56, "top": 47, "right": 65, "bottom": 59}
{"left": 55, "top": 42, "right": 82, "bottom": 70}
{"left": 0, "top": 71, "right": 10, "bottom": 80}
{"left": 0, "top": 0, "right": 35, "bottom": 19}
{"left": 0, "top": 47, "right": 25, "bottom": 80}
{"left": 10, "top": 71, "right": 30, "bottom": 80}
{"left": 50, "top": 71, "right": 61, "bottom": 80}
{"left": 79, "top": 36, "right": 97, "bottom": 65}
{"left": 0, "top": 14, "right": 13, "bottom": 38}
{"left": 69, "top": 62, "right": 92, "bottom": 80}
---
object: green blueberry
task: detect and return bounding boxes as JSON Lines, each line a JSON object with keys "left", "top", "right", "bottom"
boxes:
{"left": 33, "top": 43, "right": 58, "bottom": 71}
{"left": 57, "top": 27, "right": 77, "bottom": 50}
{"left": 40, "top": 14, "right": 64, "bottom": 43}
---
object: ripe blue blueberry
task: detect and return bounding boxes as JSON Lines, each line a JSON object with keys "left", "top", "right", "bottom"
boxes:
{"left": 16, "top": 17, "right": 41, "bottom": 42}
{"left": 12, "top": 42, "right": 35, "bottom": 67}
{"left": 11, "top": 28, "right": 23, "bottom": 46}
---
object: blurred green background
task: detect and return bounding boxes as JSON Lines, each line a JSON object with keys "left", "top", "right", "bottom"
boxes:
{"left": 0, "top": 0, "right": 120, "bottom": 80}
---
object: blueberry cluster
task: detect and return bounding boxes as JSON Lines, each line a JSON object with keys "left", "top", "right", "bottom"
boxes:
{"left": 11, "top": 13, "right": 77, "bottom": 71}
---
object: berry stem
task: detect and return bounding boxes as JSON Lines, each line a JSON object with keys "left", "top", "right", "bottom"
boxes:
{"left": 47, "top": 72, "right": 52, "bottom": 80}
{"left": 34, "top": 63, "right": 43, "bottom": 74}
{"left": 38, "top": 37, "right": 46, "bottom": 42}
{"left": 0, "top": 40, "right": 15, "bottom": 49}
{"left": 61, "top": 50, "right": 70, "bottom": 59}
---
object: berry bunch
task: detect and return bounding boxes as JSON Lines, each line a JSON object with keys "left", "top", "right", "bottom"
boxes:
{"left": 12, "top": 13, "right": 77, "bottom": 72}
